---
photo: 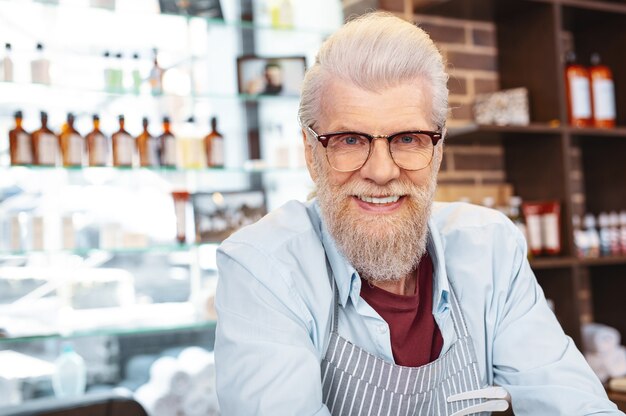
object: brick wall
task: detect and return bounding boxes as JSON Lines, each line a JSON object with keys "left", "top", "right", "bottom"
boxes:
{"left": 409, "top": 13, "right": 506, "bottom": 187}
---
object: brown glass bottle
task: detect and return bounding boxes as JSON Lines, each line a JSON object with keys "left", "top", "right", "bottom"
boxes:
{"left": 59, "top": 113, "right": 84, "bottom": 167}
{"left": 32, "top": 111, "right": 59, "bottom": 166}
{"left": 86, "top": 114, "right": 110, "bottom": 166}
{"left": 204, "top": 116, "right": 224, "bottom": 168}
{"left": 112, "top": 115, "right": 134, "bottom": 167}
{"left": 136, "top": 117, "right": 159, "bottom": 167}
{"left": 158, "top": 117, "right": 177, "bottom": 168}
{"left": 9, "top": 110, "right": 33, "bottom": 165}
{"left": 565, "top": 51, "right": 592, "bottom": 127}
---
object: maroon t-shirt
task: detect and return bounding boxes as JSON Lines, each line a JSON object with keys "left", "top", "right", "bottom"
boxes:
{"left": 359, "top": 253, "right": 444, "bottom": 367}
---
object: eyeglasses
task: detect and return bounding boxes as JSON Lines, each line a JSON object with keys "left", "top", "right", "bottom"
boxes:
{"left": 305, "top": 125, "right": 443, "bottom": 172}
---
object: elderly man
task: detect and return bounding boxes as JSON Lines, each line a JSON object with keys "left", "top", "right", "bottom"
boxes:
{"left": 214, "top": 12, "right": 622, "bottom": 416}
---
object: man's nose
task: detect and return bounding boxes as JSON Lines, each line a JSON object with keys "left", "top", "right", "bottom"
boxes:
{"left": 358, "top": 138, "right": 401, "bottom": 185}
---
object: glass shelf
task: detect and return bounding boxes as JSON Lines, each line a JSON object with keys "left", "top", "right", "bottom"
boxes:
{"left": 0, "top": 302, "right": 217, "bottom": 344}
{"left": 0, "top": 242, "right": 213, "bottom": 257}
{"left": 0, "top": 165, "right": 308, "bottom": 174}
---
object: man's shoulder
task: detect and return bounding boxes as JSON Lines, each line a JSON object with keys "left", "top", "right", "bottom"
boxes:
{"left": 431, "top": 201, "right": 515, "bottom": 235}
{"left": 219, "top": 199, "right": 321, "bottom": 256}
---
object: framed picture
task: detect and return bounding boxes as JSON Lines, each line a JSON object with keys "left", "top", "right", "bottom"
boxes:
{"left": 237, "top": 56, "right": 307, "bottom": 97}
{"left": 158, "top": 0, "right": 223, "bottom": 18}
{"left": 192, "top": 190, "right": 267, "bottom": 243}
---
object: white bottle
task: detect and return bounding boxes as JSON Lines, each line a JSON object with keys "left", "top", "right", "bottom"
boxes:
{"left": 619, "top": 211, "right": 626, "bottom": 256}
{"left": 2, "top": 43, "right": 14, "bottom": 82}
{"left": 609, "top": 211, "right": 620, "bottom": 256}
{"left": 52, "top": 344, "right": 87, "bottom": 398}
{"left": 584, "top": 213, "right": 600, "bottom": 258}
{"left": 31, "top": 43, "right": 51, "bottom": 85}
{"left": 598, "top": 212, "right": 611, "bottom": 257}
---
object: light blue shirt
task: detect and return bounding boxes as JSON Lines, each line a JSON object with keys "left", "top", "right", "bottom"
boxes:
{"left": 215, "top": 199, "right": 621, "bottom": 415}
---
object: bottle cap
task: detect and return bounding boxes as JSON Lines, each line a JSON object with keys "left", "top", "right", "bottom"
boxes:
{"left": 619, "top": 211, "right": 626, "bottom": 225}
{"left": 133, "top": 53, "right": 139, "bottom": 59}
{"left": 565, "top": 50, "right": 576, "bottom": 64}
{"left": 163, "top": 116, "right": 170, "bottom": 123}
{"left": 14, "top": 110, "right": 23, "bottom": 119}
{"left": 509, "top": 196, "right": 522, "bottom": 207}
{"left": 598, "top": 212, "right": 609, "bottom": 227}
{"left": 584, "top": 213, "right": 597, "bottom": 229}
{"left": 103, "top": 51, "right": 110, "bottom": 57}
{"left": 609, "top": 211, "right": 620, "bottom": 226}
{"left": 5, "top": 43, "right": 11, "bottom": 50}
{"left": 142, "top": 117, "right": 149, "bottom": 125}
{"left": 115, "top": 52, "right": 122, "bottom": 59}
{"left": 92, "top": 114, "right": 100, "bottom": 121}
{"left": 40, "top": 111, "right": 48, "bottom": 119}
{"left": 67, "top": 112, "right": 75, "bottom": 121}
{"left": 590, "top": 53, "right": 601, "bottom": 66}
{"left": 36, "top": 43, "right": 44, "bottom": 51}
{"left": 118, "top": 114, "right": 125, "bottom": 121}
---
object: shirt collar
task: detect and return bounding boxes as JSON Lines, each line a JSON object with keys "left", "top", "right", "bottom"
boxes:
{"left": 313, "top": 200, "right": 450, "bottom": 314}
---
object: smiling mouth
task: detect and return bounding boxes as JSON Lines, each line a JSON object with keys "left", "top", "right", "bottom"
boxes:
{"left": 356, "top": 195, "right": 402, "bottom": 204}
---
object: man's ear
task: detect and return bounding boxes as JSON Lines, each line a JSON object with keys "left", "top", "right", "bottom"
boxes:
{"left": 302, "top": 129, "right": 318, "bottom": 182}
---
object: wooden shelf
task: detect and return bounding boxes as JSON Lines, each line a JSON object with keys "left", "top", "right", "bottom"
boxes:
{"left": 530, "top": 256, "right": 576, "bottom": 269}
{"left": 566, "top": 126, "right": 626, "bottom": 138}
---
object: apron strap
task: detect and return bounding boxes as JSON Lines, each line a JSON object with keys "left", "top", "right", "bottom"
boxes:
{"left": 326, "top": 256, "right": 340, "bottom": 334}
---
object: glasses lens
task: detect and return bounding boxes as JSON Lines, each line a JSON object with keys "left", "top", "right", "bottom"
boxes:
{"left": 326, "top": 133, "right": 370, "bottom": 171}
{"left": 389, "top": 133, "right": 434, "bottom": 170}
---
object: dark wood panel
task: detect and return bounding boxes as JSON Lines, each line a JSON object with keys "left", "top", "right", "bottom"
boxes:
{"left": 580, "top": 137, "right": 626, "bottom": 212}
{"left": 590, "top": 264, "right": 626, "bottom": 342}
{"left": 497, "top": 2, "right": 563, "bottom": 123}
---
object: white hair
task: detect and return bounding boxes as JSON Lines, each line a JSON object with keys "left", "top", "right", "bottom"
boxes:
{"left": 298, "top": 11, "right": 448, "bottom": 137}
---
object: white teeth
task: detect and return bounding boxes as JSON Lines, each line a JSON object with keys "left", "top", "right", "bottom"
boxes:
{"left": 358, "top": 195, "right": 400, "bottom": 204}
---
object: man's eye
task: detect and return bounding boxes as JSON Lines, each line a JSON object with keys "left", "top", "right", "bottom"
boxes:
{"left": 345, "top": 136, "right": 359, "bottom": 145}
{"left": 400, "top": 135, "right": 414, "bottom": 144}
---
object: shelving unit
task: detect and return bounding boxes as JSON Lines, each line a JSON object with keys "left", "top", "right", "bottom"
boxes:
{"left": 396, "top": 0, "right": 626, "bottom": 352}
{"left": 0, "top": 0, "right": 341, "bottom": 408}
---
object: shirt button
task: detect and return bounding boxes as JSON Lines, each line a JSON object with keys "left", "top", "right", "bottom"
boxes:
{"left": 377, "top": 325, "right": 387, "bottom": 334}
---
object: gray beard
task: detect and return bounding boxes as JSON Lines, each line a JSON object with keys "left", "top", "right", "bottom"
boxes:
{"left": 314, "top": 154, "right": 437, "bottom": 282}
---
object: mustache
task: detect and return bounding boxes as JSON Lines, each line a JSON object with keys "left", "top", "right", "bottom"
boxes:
{"left": 331, "top": 179, "right": 429, "bottom": 199}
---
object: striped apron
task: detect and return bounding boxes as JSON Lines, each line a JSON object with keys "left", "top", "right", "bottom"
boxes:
{"left": 321, "top": 274, "right": 488, "bottom": 416}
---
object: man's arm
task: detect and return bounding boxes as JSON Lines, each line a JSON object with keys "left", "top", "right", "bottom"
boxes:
{"left": 214, "top": 245, "right": 331, "bottom": 416}
{"left": 492, "top": 228, "right": 622, "bottom": 415}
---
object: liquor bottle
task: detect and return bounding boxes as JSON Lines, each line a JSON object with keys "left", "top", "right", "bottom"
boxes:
{"left": 113, "top": 52, "right": 124, "bottom": 93}
{"left": 131, "top": 52, "right": 142, "bottom": 94}
{"left": 564, "top": 51, "right": 592, "bottom": 127}
{"left": 103, "top": 51, "right": 113, "bottom": 92}
{"left": 598, "top": 212, "right": 611, "bottom": 257}
{"left": 136, "top": 117, "right": 159, "bottom": 167}
{"left": 584, "top": 213, "right": 601, "bottom": 258}
{"left": 204, "top": 116, "right": 224, "bottom": 168}
{"left": 59, "top": 113, "right": 84, "bottom": 167}
{"left": 31, "top": 43, "right": 51, "bottom": 85}
{"left": 32, "top": 111, "right": 59, "bottom": 166}
{"left": 86, "top": 114, "right": 110, "bottom": 166}
{"left": 2, "top": 43, "right": 14, "bottom": 82}
{"left": 8, "top": 110, "right": 33, "bottom": 165}
{"left": 149, "top": 48, "right": 164, "bottom": 95}
{"left": 158, "top": 117, "right": 177, "bottom": 167}
{"left": 589, "top": 53, "right": 616, "bottom": 128}
{"left": 112, "top": 115, "right": 134, "bottom": 167}
{"left": 508, "top": 196, "right": 528, "bottom": 244}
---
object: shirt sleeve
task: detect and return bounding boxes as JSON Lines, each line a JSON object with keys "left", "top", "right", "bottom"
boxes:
{"left": 492, "top": 228, "right": 623, "bottom": 415}
{"left": 214, "top": 244, "right": 331, "bottom": 416}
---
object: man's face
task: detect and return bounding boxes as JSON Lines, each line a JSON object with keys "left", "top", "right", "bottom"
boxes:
{"left": 304, "top": 77, "right": 442, "bottom": 282}
{"left": 265, "top": 66, "right": 282, "bottom": 86}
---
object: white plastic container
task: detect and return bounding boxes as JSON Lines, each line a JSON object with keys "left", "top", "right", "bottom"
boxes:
{"left": 52, "top": 344, "right": 87, "bottom": 398}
